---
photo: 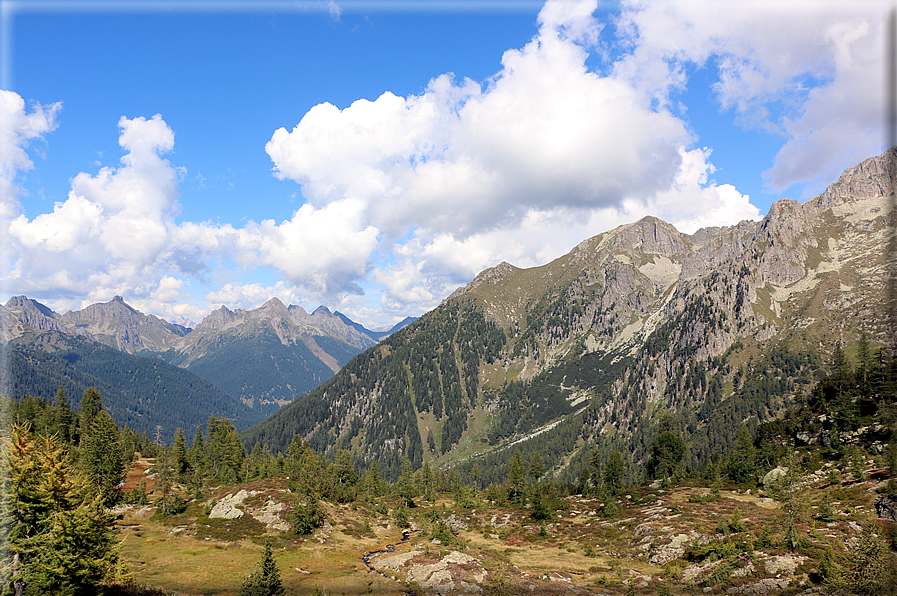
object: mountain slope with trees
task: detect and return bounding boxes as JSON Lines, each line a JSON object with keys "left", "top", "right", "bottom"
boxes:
{"left": 242, "top": 148, "right": 897, "bottom": 483}
{"left": 4, "top": 336, "right": 262, "bottom": 441}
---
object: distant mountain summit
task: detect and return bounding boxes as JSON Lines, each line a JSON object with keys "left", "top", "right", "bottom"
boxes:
{"left": 333, "top": 311, "right": 418, "bottom": 341}
{"left": 2, "top": 294, "right": 416, "bottom": 428}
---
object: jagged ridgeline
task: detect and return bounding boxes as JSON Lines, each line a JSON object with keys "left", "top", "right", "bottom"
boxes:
{"left": 243, "top": 148, "right": 896, "bottom": 483}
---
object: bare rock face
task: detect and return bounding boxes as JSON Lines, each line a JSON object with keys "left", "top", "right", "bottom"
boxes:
{"left": 874, "top": 495, "right": 897, "bottom": 522}
{"left": 59, "top": 295, "right": 189, "bottom": 353}
{"left": 209, "top": 489, "right": 253, "bottom": 520}
{"left": 1, "top": 296, "right": 71, "bottom": 342}
{"left": 813, "top": 147, "right": 897, "bottom": 211}
{"left": 370, "top": 549, "right": 485, "bottom": 595}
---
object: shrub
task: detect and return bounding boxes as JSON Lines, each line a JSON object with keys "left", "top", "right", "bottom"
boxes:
{"left": 292, "top": 497, "right": 325, "bottom": 536}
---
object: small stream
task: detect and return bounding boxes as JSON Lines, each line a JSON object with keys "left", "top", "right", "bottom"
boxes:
{"left": 362, "top": 529, "right": 418, "bottom": 593}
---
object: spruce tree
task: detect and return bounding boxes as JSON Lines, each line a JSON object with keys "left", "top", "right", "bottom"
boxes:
{"left": 507, "top": 450, "right": 526, "bottom": 502}
{"left": 83, "top": 410, "right": 126, "bottom": 507}
{"left": 78, "top": 387, "right": 103, "bottom": 446}
{"left": 172, "top": 427, "right": 189, "bottom": 480}
{"left": 528, "top": 452, "right": 545, "bottom": 484}
{"left": 51, "top": 386, "right": 73, "bottom": 444}
{"left": 603, "top": 450, "right": 626, "bottom": 495}
{"left": 239, "top": 540, "right": 285, "bottom": 596}
{"left": 728, "top": 426, "right": 757, "bottom": 484}
{"left": 396, "top": 458, "right": 416, "bottom": 507}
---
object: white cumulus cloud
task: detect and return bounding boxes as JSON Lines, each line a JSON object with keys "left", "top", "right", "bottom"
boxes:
{"left": 0, "top": 91, "right": 60, "bottom": 220}
{"left": 613, "top": 0, "right": 889, "bottom": 196}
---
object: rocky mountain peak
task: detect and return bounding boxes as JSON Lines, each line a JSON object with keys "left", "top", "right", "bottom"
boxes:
{"left": 1, "top": 296, "right": 67, "bottom": 339}
{"left": 813, "top": 147, "right": 896, "bottom": 211}
{"left": 6, "top": 295, "right": 55, "bottom": 319}
{"left": 258, "top": 297, "right": 288, "bottom": 313}
{"left": 287, "top": 304, "right": 308, "bottom": 317}
{"left": 195, "top": 305, "right": 237, "bottom": 332}
{"left": 446, "top": 261, "right": 518, "bottom": 301}
{"left": 608, "top": 216, "right": 688, "bottom": 257}
{"left": 62, "top": 295, "right": 140, "bottom": 324}
{"left": 312, "top": 305, "right": 333, "bottom": 317}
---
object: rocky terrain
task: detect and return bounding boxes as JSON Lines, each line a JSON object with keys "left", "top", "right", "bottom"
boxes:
{"left": 115, "top": 451, "right": 895, "bottom": 595}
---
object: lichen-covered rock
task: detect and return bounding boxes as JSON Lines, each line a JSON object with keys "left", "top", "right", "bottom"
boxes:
{"left": 761, "top": 467, "right": 787, "bottom": 487}
{"left": 209, "top": 489, "right": 257, "bottom": 520}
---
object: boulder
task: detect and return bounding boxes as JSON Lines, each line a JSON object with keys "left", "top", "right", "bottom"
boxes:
{"left": 761, "top": 466, "right": 787, "bottom": 487}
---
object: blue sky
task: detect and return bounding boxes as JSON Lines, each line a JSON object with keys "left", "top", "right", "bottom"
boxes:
{"left": 0, "top": 0, "right": 889, "bottom": 327}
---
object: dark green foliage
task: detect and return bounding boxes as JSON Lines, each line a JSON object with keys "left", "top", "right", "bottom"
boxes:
{"left": 83, "top": 409, "right": 127, "bottom": 507}
{"left": 396, "top": 458, "right": 417, "bottom": 507}
{"left": 603, "top": 450, "right": 626, "bottom": 494}
{"left": 530, "top": 489, "right": 551, "bottom": 521}
{"left": 185, "top": 330, "right": 339, "bottom": 416}
{"left": 239, "top": 541, "right": 285, "bottom": 596}
{"left": 204, "top": 416, "right": 245, "bottom": 484}
{"left": 7, "top": 341, "right": 259, "bottom": 442}
{"left": 242, "top": 299, "right": 504, "bottom": 480}
{"left": 647, "top": 429, "right": 685, "bottom": 481}
{"left": 727, "top": 426, "right": 757, "bottom": 484}
{"left": 507, "top": 450, "right": 526, "bottom": 502}
{"left": 291, "top": 496, "right": 325, "bottom": 536}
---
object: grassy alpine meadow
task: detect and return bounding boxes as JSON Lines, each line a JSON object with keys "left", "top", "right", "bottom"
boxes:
{"left": 113, "top": 451, "right": 896, "bottom": 596}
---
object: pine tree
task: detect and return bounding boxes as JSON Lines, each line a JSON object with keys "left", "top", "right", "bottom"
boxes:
{"left": 239, "top": 540, "right": 285, "bottom": 596}
{"left": 51, "top": 386, "right": 73, "bottom": 444}
{"left": 396, "top": 458, "right": 416, "bottom": 508}
{"left": 334, "top": 449, "right": 357, "bottom": 487}
{"left": 528, "top": 452, "right": 545, "bottom": 484}
{"left": 172, "top": 427, "right": 189, "bottom": 481}
{"left": 603, "top": 450, "right": 625, "bottom": 495}
{"left": 78, "top": 387, "right": 103, "bottom": 446}
{"left": 190, "top": 422, "right": 207, "bottom": 479}
{"left": 507, "top": 450, "right": 526, "bottom": 502}
{"left": 648, "top": 430, "right": 686, "bottom": 482}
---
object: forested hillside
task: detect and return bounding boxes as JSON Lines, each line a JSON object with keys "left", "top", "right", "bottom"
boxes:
{"left": 241, "top": 298, "right": 505, "bottom": 479}
{"left": 4, "top": 338, "right": 262, "bottom": 442}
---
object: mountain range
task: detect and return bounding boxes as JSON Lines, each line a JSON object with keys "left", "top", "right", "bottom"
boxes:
{"left": 1, "top": 294, "right": 415, "bottom": 439}
{"left": 241, "top": 148, "right": 896, "bottom": 480}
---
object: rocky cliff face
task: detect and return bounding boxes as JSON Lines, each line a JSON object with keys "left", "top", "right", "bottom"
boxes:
{"left": 58, "top": 295, "right": 190, "bottom": 353}
{"left": 455, "top": 148, "right": 894, "bottom": 381}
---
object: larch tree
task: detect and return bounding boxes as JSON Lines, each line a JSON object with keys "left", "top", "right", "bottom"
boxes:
{"left": 1, "top": 423, "right": 119, "bottom": 595}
